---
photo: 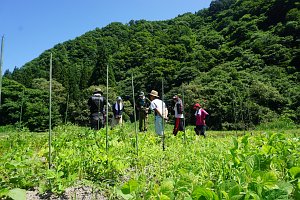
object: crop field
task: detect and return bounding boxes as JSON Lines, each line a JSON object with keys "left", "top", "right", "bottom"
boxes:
{"left": 0, "top": 122, "right": 299, "bottom": 200}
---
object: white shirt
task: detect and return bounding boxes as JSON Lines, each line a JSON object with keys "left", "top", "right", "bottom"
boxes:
{"left": 150, "top": 99, "right": 166, "bottom": 118}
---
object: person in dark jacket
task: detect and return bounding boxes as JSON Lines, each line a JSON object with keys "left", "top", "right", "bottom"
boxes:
{"left": 88, "top": 88, "right": 107, "bottom": 130}
{"left": 136, "top": 91, "right": 151, "bottom": 132}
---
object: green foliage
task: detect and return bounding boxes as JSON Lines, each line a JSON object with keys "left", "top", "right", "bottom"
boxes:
{"left": 2, "top": 0, "right": 300, "bottom": 130}
{"left": 0, "top": 125, "right": 299, "bottom": 199}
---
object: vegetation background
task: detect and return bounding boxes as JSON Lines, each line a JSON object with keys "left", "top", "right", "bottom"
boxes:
{"left": 1, "top": 0, "right": 299, "bottom": 131}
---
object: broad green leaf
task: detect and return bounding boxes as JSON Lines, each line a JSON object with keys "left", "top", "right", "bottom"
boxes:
{"left": 289, "top": 167, "right": 300, "bottom": 179}
{"left": 160, "top": 180, "right": 174, "bottom": 196}
{"left": 121, "top": 179, "right": 139, "bottom": 194}
{"left": 192, "top": 186, "right": 218, "bottom": 200}
{"left": 117, "top": 189, "right": 133, "bottom": 200}
{"left": 0, "top": 188, "right": 9, "bottom": 197}
{"left": 159, "top": 194, "right": 170, "bottom": 200}
{"left": 229, "top": 185, "right": 241, "bottom": 197}
{"left": 8, "top": 188, "right": 26, "bottom": 200}
{"left": 264, "top": 189, "right": 288, "bottom": 200}
{"left": 262, "top": 171, "right": 277, "bottom": 189}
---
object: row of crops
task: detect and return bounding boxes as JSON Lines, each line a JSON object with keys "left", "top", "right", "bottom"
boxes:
{"left": 0, "top": 123, "right": 300, "bottom": 199}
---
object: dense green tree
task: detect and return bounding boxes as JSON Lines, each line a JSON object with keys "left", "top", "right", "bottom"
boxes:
{"left": 3, "top": 0, "right": 300, "bottom": 130}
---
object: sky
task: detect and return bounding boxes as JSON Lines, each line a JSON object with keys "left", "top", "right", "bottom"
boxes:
{"left": 0, "top": 0, "right": 212, "bottom": 74}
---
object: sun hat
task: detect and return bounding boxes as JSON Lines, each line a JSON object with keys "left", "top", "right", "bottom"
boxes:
{"left": 149, "top": 90, "right": 159, "bottom": 97}
{"left": 173, "top": 95, "right": 178, "bottom": 99}
{"left": 117, "top": 96, "right": 122, "bottom": 101}
{"left": 139, "top": 91, "right": 144, "bottom": 96}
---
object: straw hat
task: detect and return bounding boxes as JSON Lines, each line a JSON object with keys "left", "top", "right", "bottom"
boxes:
{"left": 149, "top": 90, "right": 159, "bottom": 97}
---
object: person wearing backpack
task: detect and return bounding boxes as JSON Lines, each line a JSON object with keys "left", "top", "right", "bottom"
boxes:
{"left": 194, "top": 103, "right": 209, "bottom": 137}
{"left": 88, "top": 88, "right": 107, "bottom": 130}
{"left": 172, "top": 95, "right": 184, "bottom": 136}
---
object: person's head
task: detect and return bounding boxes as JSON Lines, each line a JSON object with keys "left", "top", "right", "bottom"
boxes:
{"left": 93, "top": 88, "right": 103, "bottom": 95}
{"left": 117, "top": 96, "right": 122, "bottom": 102}
{"left": 139, "top": 91, "right": 145, "bottom": 98}
{"left": 173, "top": 95, "right": 178, "bottom": 102}
{"left": 149, "top": 90, "right": 159, "bottom": 100}
{"left": 193, "top": 103, "right": 201, "bottom": 110}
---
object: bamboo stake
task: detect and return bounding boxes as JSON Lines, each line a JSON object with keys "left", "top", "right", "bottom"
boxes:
{"left": 0, "top": 36, "right": 4, "bottom": 108}
{"left": 49, "top": 53, "right": 53, "bottom": 169}
{"left": 131, "top": 73, "right": 138, "bottom": 156}
{"left": 64, "top": 93, "right": 69, "bottom": 124}
{"left": 182, "top": 84, "right": 186, "bottom": 142}
{"left": 106, "top": 64, "right": 109, "bottom": 152}
{"left": 161, "top": 78, "right": 165, "bottom": 151}
{"left": 19, "top": 88, "right": 25, "bottom": 130}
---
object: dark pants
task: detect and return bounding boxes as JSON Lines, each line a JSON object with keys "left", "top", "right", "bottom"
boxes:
{"left": 194, "top": 125, "right": 206, "bottom": 137}
{"left": 173, "top": 118, "right": 184, "bottom": 136}
{"left": 90, "top": 113, "right": 104, "bottom": 130}
{"left": 139, "top": 110, "right": 148, "bottom": 131}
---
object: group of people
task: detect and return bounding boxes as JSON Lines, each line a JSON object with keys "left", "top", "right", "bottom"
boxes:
{"left": 87, "top": 88, "right": 124, "bottom": 130}
{"left": 88, "top": 88, "right": 209, "bottom": 137}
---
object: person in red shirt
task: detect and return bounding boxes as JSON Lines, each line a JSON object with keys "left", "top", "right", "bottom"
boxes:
{"left": 194, "top": 103, "right": 209, "bottom": 137}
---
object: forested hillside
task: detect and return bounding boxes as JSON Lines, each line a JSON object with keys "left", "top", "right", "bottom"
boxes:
{"left": 1, "top": 0, "right": 299, "bottom": 131}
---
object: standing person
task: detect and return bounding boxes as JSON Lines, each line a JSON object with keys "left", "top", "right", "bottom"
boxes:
{"left": 136, "top": 91, "right": 150, "bottom": 132}
{"left": 149, "top": 90, "right": 167, "bottom": 136}
{"left": 88, "top": 88, "right": 107, "bottom": 130}
{"left": 172, "top": 95, "right": 184, "bottom": 136}
{"left": 194, "top": 103, "right": 209, "bottom": 137}
{"left": 111, "top": 96, "right": 124, "bottom": 129}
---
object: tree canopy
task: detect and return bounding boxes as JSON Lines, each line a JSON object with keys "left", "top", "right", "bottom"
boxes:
{"left": 2, "top": 0, "right": 299, "bottom": 131}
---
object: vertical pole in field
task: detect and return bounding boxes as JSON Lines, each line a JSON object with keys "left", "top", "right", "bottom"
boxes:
{"left": 0, "top": 36, "right": 4, "bottom": 108}
{"left": 64, "top": 93, "right": 69, "bottom": 124}
{"left": 161, "top": 78, "right": 165, "bottom": 151}
{"left": 131, "top": 73, "right": 138, "bottom": 156}
{"left": 49, "top": 53, "right": 53, "bottom": 169}
{"left": 182, "top": 84, "right": 186, "bottom": 142}
{"left": 19, "top": 88, "right": 25, "bottom": 129}
{"left": 106, "top": 64, "right": 109, "bottom": 152}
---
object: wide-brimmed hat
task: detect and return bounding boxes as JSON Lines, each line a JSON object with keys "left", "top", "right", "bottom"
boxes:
{"left": 94, "top": 88, "right": 103, "bottom": 94}
{"left": 149, "top": 90, "right": 159, "bottom": 97}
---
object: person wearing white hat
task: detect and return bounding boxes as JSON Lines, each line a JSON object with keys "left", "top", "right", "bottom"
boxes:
{"left": 149, "top": 90, "right": 168, "bottom": 136}
{"left": 111, "top": 96, "right": 124, "bottom": 129}
{"left": 136, "top": 91, "right": 151, "bottom": 132}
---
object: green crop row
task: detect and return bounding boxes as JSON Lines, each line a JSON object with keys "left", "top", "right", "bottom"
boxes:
{"left": 0, "top": 124, "right": 299, "bottom": 199}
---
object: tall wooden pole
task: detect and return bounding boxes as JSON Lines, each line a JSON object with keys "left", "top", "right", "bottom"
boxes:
{"left": 0, "top": 36, "right": 4, "bottom": 107}
{"left": 182, "top": 84, "right": 186, "bottom": 141}
{"left": 131, "top": 73, "right": 138, "bottom": 156}
{"left": 49, "top": 53, "right": 53, "bottom": 169}
{"left": 161, "top": 78, "right": 165, "bottom": 151}
{"left": 106, "top": 64, "right": 109, "bottom": 152}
